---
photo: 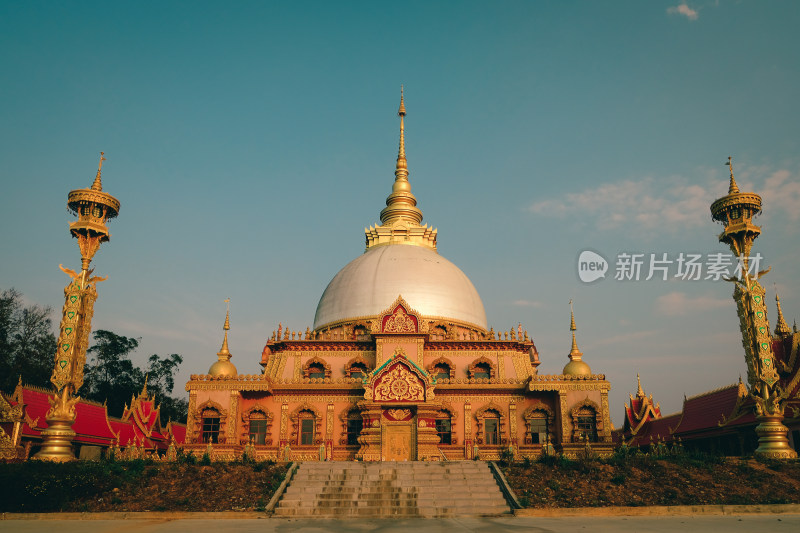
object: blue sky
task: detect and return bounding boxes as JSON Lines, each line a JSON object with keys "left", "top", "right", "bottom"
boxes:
{"left": 1, "top": 1, "right": 798, "bottom": 426}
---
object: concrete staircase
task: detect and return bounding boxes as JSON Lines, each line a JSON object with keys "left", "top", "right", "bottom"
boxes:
{"left": 273, "top": 461, "right": 511, "bottom": 518}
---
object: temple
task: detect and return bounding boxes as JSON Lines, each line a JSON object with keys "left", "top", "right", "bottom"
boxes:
{"left": 183, "top": 92, "right": 614, "bottom": 461}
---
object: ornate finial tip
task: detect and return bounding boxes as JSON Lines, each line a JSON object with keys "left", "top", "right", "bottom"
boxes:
{"left": 398, "top": 86, "right": 406, "bottom": 116}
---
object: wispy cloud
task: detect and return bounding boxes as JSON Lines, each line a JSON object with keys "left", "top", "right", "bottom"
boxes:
{"left": 654, "top": 291, "right": 729, "bottom": 316}
{"left": 529, "top": 176, "right": 713, "bottom": 232}
{"left": 512, "top": 299, "right": 545, "bottom": 308}
{"left": 667, "top": 3, "right": 699, "bottom": 21}
{"left": 528, "top": 165, "right": 800, "bottom": 234}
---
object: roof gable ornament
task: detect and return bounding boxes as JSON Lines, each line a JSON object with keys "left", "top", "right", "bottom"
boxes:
{"left": 372, "top": 295, "right": 428, "bottom": 334}
{"left": 364, "top": 347, "right": 434, "bottom": 402}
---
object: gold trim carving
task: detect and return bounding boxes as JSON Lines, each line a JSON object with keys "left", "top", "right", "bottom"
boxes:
{"left": 326, "top": 403, "right": 334, "bottom": 441}
{"left": 280, "top": 402, "right": 288, "bottom": 442}
{"left": 227, "top": 392, "right": 239, "bottom": 443}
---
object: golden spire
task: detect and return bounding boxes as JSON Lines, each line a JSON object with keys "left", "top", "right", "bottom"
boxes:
{"left": 725, "top": 156, "right": 739, "bottom": 194}
{"left": 636, "top": 373, "right": 645, "bottom": 398}
{"left": 379, "top": 86, "right": 423, "bottom": 227}
{"left": 563, "top": 299, "right": 591, "bottom": 376}
{"left": 91, "top": 152, "right": 106, "bottom": 191}
{"left": 219, "top": 298, "right": 231, "bottom": 356}
{"left": 141, "top": 374, "right": 148, "bottom": 396}
{"left": 569, "top": 299, "right": 581, "bottom": 357}
{"left": 775, "top": 290, "right": 791, "bottom": 336}
{"left": 208, "top": 299, "right": 237, "bottom": 377}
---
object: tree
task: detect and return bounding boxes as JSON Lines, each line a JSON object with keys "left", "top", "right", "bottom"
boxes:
{"left": 0, "top": 288, "right": 57, "bottom": 393}
{"left": 82, "top": 330, "right": 188, "bottom": 421}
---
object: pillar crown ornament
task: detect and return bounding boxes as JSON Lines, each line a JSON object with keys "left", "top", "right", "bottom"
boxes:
{"left": 709, "top": 156, "right": 763, "bottom": 272}
{"left": 365, "top": 87, "right": 438, "bottom": 250}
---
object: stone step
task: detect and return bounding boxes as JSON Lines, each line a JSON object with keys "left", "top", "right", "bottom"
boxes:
{"left": 273, "top": 461, "right": 511, "bottom": 517}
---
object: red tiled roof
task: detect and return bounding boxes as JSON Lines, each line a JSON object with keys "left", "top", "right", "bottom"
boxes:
{"left": 672, "top": 384, "right": 741, "bottom": 435}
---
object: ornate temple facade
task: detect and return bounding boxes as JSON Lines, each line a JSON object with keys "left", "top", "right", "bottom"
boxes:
{"left": 184, "top": 94, "right": 614, "bottom": 461}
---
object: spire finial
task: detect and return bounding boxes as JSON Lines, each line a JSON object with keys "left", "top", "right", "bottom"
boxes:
{"left": 569, "top": 299, "right": 581, "bottom": 357}
{"left": 636, "top": 373, "right": 645, "bottom": 397}
{"left": 774, "top": 288, "right": 791, "bottom": 336}
{"left": 91, "top": 152, "right": 106, "bottom": 191}
{"left": 219, "top": 299, "right": 231, "bottom": 355}
{"left": 141, "top": 374, "right": 148, "bottom": 396}
{"left": 396, "top": 86, "right": 407, "bottom": 174}
{"left": 725, "top": 156, "right": 739, "bottom": 195}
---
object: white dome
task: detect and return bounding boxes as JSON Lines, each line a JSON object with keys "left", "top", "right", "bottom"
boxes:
{"left": 314, "top": 244, "right": 487, "bottom": 330}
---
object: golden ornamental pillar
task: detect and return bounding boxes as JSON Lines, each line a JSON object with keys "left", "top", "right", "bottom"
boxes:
{"left": 710, "top": 157, "right": 795, "bottom": 459}
{"left": 34, "top": 153, "right": 120, "bottom": 461}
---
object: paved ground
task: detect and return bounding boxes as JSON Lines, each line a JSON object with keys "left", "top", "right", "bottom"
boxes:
{"left": 2, "top": 515, "right": 800, "bottom": 533}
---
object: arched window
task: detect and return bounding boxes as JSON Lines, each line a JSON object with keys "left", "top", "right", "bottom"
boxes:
{"left": 308, "top": 363, "right": 326, "bottom": 380}
{"left": 569, "top": 400, "right": 602, "bottom": 443}
{"left": 348, "top": 362, "right": 368, "bottom": 380}
{"left": 529, "top": 413, "right": 549, "bottom": 444}
{"left": 248, "top": 411, "right": 268, "bottom": 445}
{"left": 298, "top": 410, "right": 316, "bottom": 445}
{"left": 302, "top": 356, "right": 332, "bottom": 380}
{"left": 434, "top": 363, "right": 451, "bottom": 381}
{"left": 473, "top": 363, "right": 491, "bottom": 380}
{"left": 346, "top": 413, "right": 363, "bottom": 446}
{"left": 523, "top": 405, "right": 554, "bottom": 446}
{"left": 202, "top": 408, "right": 220, "bottom": 443}
{"left": 435, "top": 410, "right": 452, "bottom": 445}
{"left": 484, "top": 410, "right": 500, "bottom": 445}
{"left": 468, "top": 357, "right": 496, "bottom": 381}
{"left": 576, "top": 411, "right": 598, "bottom": 442}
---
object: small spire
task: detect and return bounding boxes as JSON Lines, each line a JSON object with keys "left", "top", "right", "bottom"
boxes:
{"left": 725, "top": 156, "right": 739, "bottom": 195}
{"left": 141, "top": 374, "right": 148, "bottom": 396}
{"left": 569, "top": 299, "right": 581, "bottom": 357}
{"left": 636, "top": 373, "right": 645, "bottom": 398}
{"left": 774, "top": 290, "right": 791, "bottom": 336}
{"left": 91, "top": 152, "right": 106, "bottom": 191}
{"left": 219, "top": 308, "right": 231, "bottom": 356}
